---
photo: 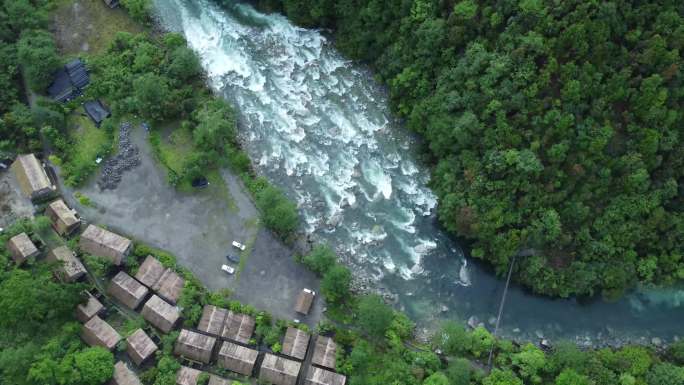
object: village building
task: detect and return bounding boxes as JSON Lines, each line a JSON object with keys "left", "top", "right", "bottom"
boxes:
{"left": 221, "top": 311, "right": 255, "bottom": 344}
{"left": 76, "top": 292, "right": 105, "bottom": 322}
{"left": 208, "top": 375, "right": 231, "bottom": 385}
{"left": 135, "top": 255, "right": 165, "bottom": 287}
{"left": 79, "top": 224, "right": 132, "bottom": 265}
{"left": 281, "top": 327, "right": 310, "bottom": 360}
{"left": 126, "top": 328, "right": 158, "bottom": 366}
{"left": 198, "top": 305, "right": 228, "bottom": 337}
{"left": 295, "top": 288, "right": 315, "bottom": 315}
{"left": 47, "top": 246, "right": 86, "bottom": 282}
{"left": 174, "top": 329, "right": 216, "bottom": 364}
{"left": 81, "top": 315, "right": 121, "bottom": 350}
{"left": 103, "top": 0, "right": 120, "bottom": 9}
{"left": 175, "top": 366, "right": 202, "bottom": 385}
{"left": 109, "top": 361, "right": 142, "bottom": 385}
{"left": 259, "top": 353, "right": 301, "bottom": 385}
{"left": 84, "top": 100, "right": 111, "bottom": 127}
{"left": 47, "top": 58, "right": 89, "bottom": 103}
{"left": 7, "top": 232, "right": 39, "bottom": 265}
{"left": 152, "top": 268, "right": 184, "bottom": 304}
{"left": 304, "top": 367, "right": 346, "bottom": 385}
{"left": 107, "top": 271, "right": 149, "bottom": 310}
{"left": 46, "top": 199, "right": 80, "bottom": 236}
{"left": 216, "top": 341, "right": 258, "bottom": 376}
{"left": 11, "top": 154, "right": 55, "bottom": 201}
{"left": 311, "top": 336, "right": 337, "bottom": 370}
{"left": 141, "top": 295, "right": 181, "bottom": 333}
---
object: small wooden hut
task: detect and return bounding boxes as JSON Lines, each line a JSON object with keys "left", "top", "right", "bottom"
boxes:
{"left": 141, "top": 295, "right": 181, "bottom": 333}
{"left": 126, "top": 328, "right": 158, "bottom": 366}
{"left": 7, "top": 232, "right": 39, "bottom": 265}
{"left": 47, "top": 246, "right": 86, "bottom": 282}
{"left": 282, "top": 327, "right": 310, "bottom": 360}
{"left": 11, "top": 154, "right": 55, "bottom": 201}
{"left": 198, "top": 305, "right": 228, "bottom": 337}
{"left": 175, "top": 366, "right": 202, "bottom": 385}
{"left": 152, "top": 268, "right": 184, "bottom": 304}
{"left": 311, "top": 336, "right": 337, "bottom": 370}
{"left": 303, "top": 366, "right": 346, "bottom": 385}
{"left": 81, "top": 315, "right": 121, "bottom": 350}
{"left": 107, "top": 271, "right": 149, "bottom": 310}
{"left": 259, "top": 353, "right": 301, "bottom": 385}
{"left": 79, "top": 224, "right": 132, "bottom": 265}
{"left": 216, "top": 341, "right": 258, "bottom": 376}
{"left": 109, "top": 361, "right": 142, "bottom": 385}
{"left": 135, "top": 255, "right": 165, "bottom": 288}
{"left": 295, "top": 288, "right": 315, "bottom": 315}
{"left": 174, "top": 329, "right": 216, "bottom": 364}
{"left": 221, "top": 311, "right": 255, "bottom": 344}
{"left": 45, "top": 199, "right": 80, "bottom": 236}
{"left": 208, "top": 375, "right": 231, "bottom": 385}
{"left": 76, "top": 292, "right": 104, "bottom": 322}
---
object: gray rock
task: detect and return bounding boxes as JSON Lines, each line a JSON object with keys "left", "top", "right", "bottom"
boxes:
{"left": 467, "top": 316, "right": 478, "bottom": 329}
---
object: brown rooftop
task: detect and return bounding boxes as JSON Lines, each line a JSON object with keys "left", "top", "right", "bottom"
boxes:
{"left": 152, "top": 268, "right": 184, "bottom": 304}
{"left": 295, "top": 288, "right": 315, "bottom": 315}
{"left": 47, "top": 246, "right": 86, "bottom": 282}
{"left": 311, "top": 336, "right": 337, "bottom": 370}
{"left": 217, "top": 340, "right": 258, "bottom": 376}
{"left": 109, "top": 361, "right": 142, "bottom": 385}
{"left": 76, "top": 292, "right": 104, "bottom": 323}
{"left": 46, "top": 199, "right": 80, "bottom": 236}
{"left": 79, "top": 224, "right": 132, "bottom": 265}
{"left": 198, "top": 305, "right": 228, "bottom": 337}
{"left": 208, "top": 375, "right": 232, "bottom": 385}
{"left": 174, "top": 329, "right": 216, "bottom": 364}
{"left": 304, "top": 366, "right": 346, "bottom": 385}
{"left": 175, "top": 366, "right": 202, "bottom": 385}
{"left": 126, "top": 328, "right": 158, "bottom": 366}
{"left": 259, "top": 353, "right": 301, "bottom": 385}
{"left": 282, "top": 327, "right": 310, "bottom": 360}
{"left": 11, "top": 154, "right": 54, "bottom": 200}
{"left": 141, "top": 295, "right": 180, "bottom": 333}
{"left": 81, "top": 315, "right": 121, "bottom": 351}
{"left": 107, "top": 271, "right": 149, "bottom": 309}
{"left": 8, "top": 232, "right": 39, "bottom": 264}
{"left": 135, "top": 255, "right": 165, "bottom": 288}
{"left": 221, "top": 311, "right": 256, "bottom": 345}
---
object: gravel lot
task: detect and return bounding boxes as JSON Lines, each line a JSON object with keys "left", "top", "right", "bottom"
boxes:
{"left": 0, "top": 168, "right": 35, "bottom": 229}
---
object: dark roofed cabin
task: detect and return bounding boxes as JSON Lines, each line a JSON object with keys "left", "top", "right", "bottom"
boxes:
{"left": 84, "top": 100, "right": 111, "bottom": 127}
{"left": 103, "top": 0, "right": 120, "bottom": 8}
{"left": 47, "top": 59, "right": 89, "bottom": 103}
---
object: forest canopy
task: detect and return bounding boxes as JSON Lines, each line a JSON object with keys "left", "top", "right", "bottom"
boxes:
{"left": 253, "top": 0, "right": 684, "bottom": 299}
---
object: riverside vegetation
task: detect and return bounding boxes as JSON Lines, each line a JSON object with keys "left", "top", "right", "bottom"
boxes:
{"left": 246, "top": 0, "right": 684, "bottom": 300}
{"left": 1, "top": 1, "right": 684, "bottom": 385}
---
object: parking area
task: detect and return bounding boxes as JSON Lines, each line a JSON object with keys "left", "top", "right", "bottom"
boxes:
{"left": 0, "top": 167, "right": 35, "bottom": 230}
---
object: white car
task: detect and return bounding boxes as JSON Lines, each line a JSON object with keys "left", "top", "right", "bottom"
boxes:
{"left": 221, "top": 264, "right": 235, "bottom": 275}
{"left": 232, "top": 241, "right": 246, "bottom": 251}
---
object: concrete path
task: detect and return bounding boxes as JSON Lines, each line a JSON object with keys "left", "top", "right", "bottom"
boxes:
{"left": 59, "top": 123, "right": 322, "bottom": 325}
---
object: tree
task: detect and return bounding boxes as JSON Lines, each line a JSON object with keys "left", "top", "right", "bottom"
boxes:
{"left": 16, "top": 30, "right": 60, "bottom": 90}
{"left": 300, "top": 244, "right": 337, "bottom": 275}
{"left": 255, "top": 185, "right": 299, "bottom": 237}
{"left": 167, "top": 46, "right": 201, "bottom": 82}
{"left": 321, "top": 265, "right": 351, "bottom": 304}
{"left": 446, "top": 358, "right": 472, "bottom": 385}
{"left": 356, "top": 295, "right": 393, "bottom": 340}
{"left": 511, "top": 343, "right": 547, "bottom": 383}
{"left": 120, "top": 0, "right": 150, "bottom": 24}
{"left": 133, "top": 73, "right": 170, "bottom": 122}
{"left": 483, "top": 368, "right": 523, "bottom": 385}
{"left": 645, "top": 363, "right": 684, "bottom": 385}
{"left": 70, "top": 347, "right": 114, "bottom": 385}
{"left": 555, "top": 368, "right": 589, "bottom": 385}
{"left": 432, "top": 321, "right": 469, "bottom": 356}
{"left": 422, "top": 372, "right": 449, "bottom": 385}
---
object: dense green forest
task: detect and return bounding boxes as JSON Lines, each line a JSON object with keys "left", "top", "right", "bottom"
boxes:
{"left": 246, "top": 0, "right": 684, "bottom": 299}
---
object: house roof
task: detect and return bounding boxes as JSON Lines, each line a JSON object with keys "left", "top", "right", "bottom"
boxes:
{"left": 11, "top": 154, "right": 53, "bottom": 198}
{"left": 295, "top": 288, "right": 315, "bottom": 315}
{"left": 8, "top": 232, "right": 39, "bottom": 263}
{"left": 153, "top": 268, "right": 184, "bottom": 304}
{"left": 107, "top": 271, "right": 149, "bottom": 309}
{"left": 47, "top": 199, "right": 79, "bottom": 228}
{"left": 176, "top": 366, "right": 202, "bottom": 385}
{"left": 47, "top": 59, "right": 89, "bottom": 102}
{"left": 304, "top": 366, "right": 346, "bottom": 385}
{"left": 207, "top": 375, "right": 232, "bottom": 385}
{"left": 221, "top": 311, "right": 255, "bottom": 345}
{"left": 76, "top": 292, "right": 104, "bottom": 323}
{"left": 82, "top": 315, "right": 121, "bottom": 350}
{"left": 174, "top": 329, "right": 216, "bottom": 364}
{"left": 259, "top": 353, "right": 301, "bottom": 385}
{"left": 65, "top": 58, "right": 89, "bottom": 88}
{"left": 47, "top": 245, "right": 86, "bottom": 281}
{"left": 311, "top": 336, "right": 337, "bottom": 370}
{"left": 126, "top": 328, "right": 158, "bottom": 366}
{"left": 282, "top": 327, "right": 310, "bottom": 360}
{"left": 135, "top": 255, "right": 165, "bottom": 288}
{"left": 198, "top": 305, "right": 228, "bottom": 337}
{"left": 217, "top": 341, "right": 258, "bottom": 376}
{"left": 80, "top": 224, "right": 132, "bottom": 255}
{"left": 110, "top": 361, "right": 142, "bottom": 385}
{"left": 141, "top": 295, "right": 180, "bottom": 334}
{"left": 84, "top": 100, "right": 110, "bottom": 126}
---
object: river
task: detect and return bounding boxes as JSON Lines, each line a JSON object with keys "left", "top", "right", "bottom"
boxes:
{"left": 152, "top": 0, "right": 684, "bottom": 345}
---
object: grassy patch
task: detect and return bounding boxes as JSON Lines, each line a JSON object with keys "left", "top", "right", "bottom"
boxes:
{"left": 60, "top": 113, "right": 115, "bottom": 186}
{"left": 235, "top": 222, "right": 260, "bottom": 280}
{"left": 51, "top": 0, "right": 143, "bottom": 55}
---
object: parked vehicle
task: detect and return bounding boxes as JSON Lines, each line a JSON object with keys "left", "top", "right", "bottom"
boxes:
{"left": 232, "top": 241, "right": 246, "bottom": 251}
{"left": 191, "top": 177, "right": 209, "bottom": 189}
{"left": 221, "top": 264, "right": 235, "bottom": 275}
{"left": 226, "top": 254, "right": 240, "bottom": 264}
